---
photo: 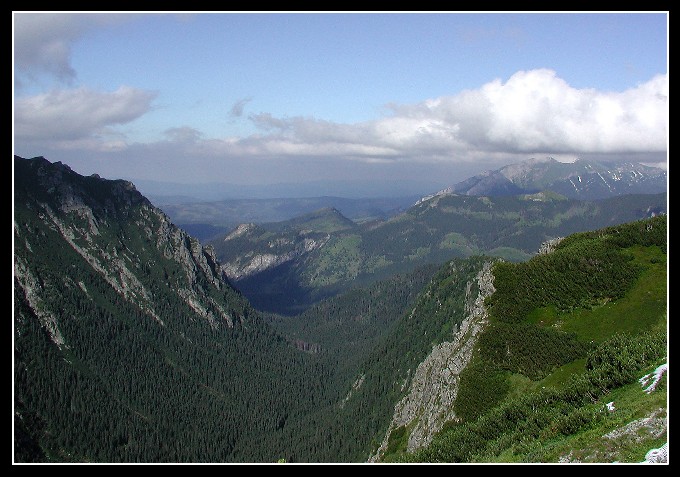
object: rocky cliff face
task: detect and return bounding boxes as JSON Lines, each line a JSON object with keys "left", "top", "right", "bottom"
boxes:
{"left": 218, "top": 227, "right": 330, "bottom": 281}
{"left": 369, "top": 260, "right": 496, "bottom": 461}
{"left": 14, "top": 156, "right": 245, "bottom": 344}
{"left": 537, "top": 236, "right": 564, "bottom": 255}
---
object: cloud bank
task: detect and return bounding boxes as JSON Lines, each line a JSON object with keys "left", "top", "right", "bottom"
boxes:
{"left": 124, "top": 68, "right": 666, "bottom": 174}
{"left": 14, "top": 69, "right": 668, "bottom": 182}
{"left": 235, "top": 69, "right": 667, "bottom": 162}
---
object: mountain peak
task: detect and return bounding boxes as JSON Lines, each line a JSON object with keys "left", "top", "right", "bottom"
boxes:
{"left": 267, "top": 206, "right": 357, "bottom": 234}
{"left": 527, "top": 156, "right": 559, "bottom": 164}
{"left": 440, "top": 157, "right": 666, "bottom": 200}
{"left": 15, "top": 155, "right": 151, "bottom": 220}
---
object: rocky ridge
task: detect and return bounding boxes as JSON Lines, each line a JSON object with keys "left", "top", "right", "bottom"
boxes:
{"left": 417, "top": 157, "right": 667, "bottom": 203}
{"left": 369, "top": 260, "right": 496, "bottom": 461}
{"left": 14, "top": 156, "right": 242, "bottom": 347}
{"left": 219, "top": 230, "right": 330, "bottom": 281}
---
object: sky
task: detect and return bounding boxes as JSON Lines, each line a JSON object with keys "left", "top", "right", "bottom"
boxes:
{"left": 13, "top": 11, "right": 669, "bottom": 197}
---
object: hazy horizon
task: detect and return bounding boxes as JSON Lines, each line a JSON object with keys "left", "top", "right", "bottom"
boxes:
{"left": 13, "top": 12, "right": 668, "bottom": 189}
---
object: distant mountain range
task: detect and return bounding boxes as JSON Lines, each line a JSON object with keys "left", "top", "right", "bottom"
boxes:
{"left": 152, "top": 157, "right": 666, "bottom": 242}
{"left": 159, "top": 196, "right": 419, "bottom": 241}
{"left": 417, "top": 157, "right": 667, "bottom": 203}
{"left": 211, "top": 190, "right": 666, "bottom": 315}
{"left": 136, "top": 178, "right": 443, "bottom": 203}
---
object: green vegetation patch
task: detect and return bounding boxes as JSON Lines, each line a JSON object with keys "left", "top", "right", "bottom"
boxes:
{"left": 383, "top": 424, "right": 412, "bottom": 461}
{"left": 363, "top": 254, "right": 393, "bottom": 274}
{"left": 477, "top": 322, "right": 589, "bottom": 380}
{"left": 487, "top": 238, "right": 643, "bottom": 324}
{"left": 525, "top": 244, "right": 666, "bottom": 343}
{"left": 439, "top": 232, "right": 476, "bottom": 255}
{"left": 432, "top": 216, "right": 667, "bottom": 459}
{"left": 485, "top": 247, "right": 531, "bottom": 262}
{"left": 407, "top": 246, "right": 431, "bottom": 261}
{"left": 306, "top": 234, "right": 363, "bottom": 287}
{"left": 403, "top": 330, "right": 666, "bottom": 463}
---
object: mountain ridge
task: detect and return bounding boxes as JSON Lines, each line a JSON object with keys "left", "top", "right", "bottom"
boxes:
{"left": 159, "top": 195, "right": 420, "bottom": 241}
{"left": 364, "top": 216, "right": 667, "bottom": 463}
{"left": 13, "top": 155, "right": 338, "bottom": 462}
{"left": 212, "top": 190, "right": 666, "bottom": 315}
{"left": 418, "top": 157, "right": 666, "bottom": 202}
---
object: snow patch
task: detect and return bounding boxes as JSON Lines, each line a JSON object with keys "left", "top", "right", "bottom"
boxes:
{"left": 596, "top": 172, "right": 612, "bottom": 191}
{"left": 643, "top": 443, "right": 668, "bottom": 463}
{"left": 639, "top": 363, "right": 667, "bottom": 394}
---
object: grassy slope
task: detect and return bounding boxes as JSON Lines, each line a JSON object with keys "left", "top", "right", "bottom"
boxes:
{"left": 498, "top": 365, "right": 668, "bottom": 463}
{"left": 526, "top": 245, "right": 666, "bottom": 342}
{"left": 398, "top": 215, "right": 667, "bottom": 463}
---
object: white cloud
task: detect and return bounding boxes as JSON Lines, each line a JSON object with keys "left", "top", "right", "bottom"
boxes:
{"left": 14, "top": 13, "right": 82, "bottom": 82}
{"left": 14, "top": 86, "right": 157, "bottom": 142}
{"left": 13, "top": 12, "right": 140, "bottom": 85}
{"left": 386, "top": 69, "right": 667, "bottom": 156}
{"left": 230, "top": 69, "right": 667, "bottom": 164}
{"left": 14, "top": 69, "right": 668, "bottom": 185}
{"left": 232, "top": 69, "right": 668, "bottom": 165}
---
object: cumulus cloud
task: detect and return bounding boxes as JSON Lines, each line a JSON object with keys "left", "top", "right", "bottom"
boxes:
{"left": 238, "top": 69, "right": 667, "bottom": 163}
{"left": 14, "top": 13, "right": 82, "bottom": 82}
{"left": 13, "top": 13, "right": 136, "bottom": 85}
{"left": 473, "top": 69, "right": 667, "bottom": 153}
{"left": 14, "top": 86, "right": 157, "bottom": 143}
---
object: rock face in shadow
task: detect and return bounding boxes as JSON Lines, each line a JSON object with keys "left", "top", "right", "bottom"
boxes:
{"left": 14, "top": 155, "right": 243, "bottom": 334}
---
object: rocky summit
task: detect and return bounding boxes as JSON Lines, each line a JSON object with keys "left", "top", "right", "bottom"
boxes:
{"left": 419, "top": 157, "right": 667, "bottom": 201}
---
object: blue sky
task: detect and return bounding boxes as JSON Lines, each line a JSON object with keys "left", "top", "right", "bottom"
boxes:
{"left": 13, "top": 12, "right": 668, "bottom": 195}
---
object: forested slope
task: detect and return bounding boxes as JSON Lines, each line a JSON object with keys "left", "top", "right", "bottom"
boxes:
{"left": 13, "top": 156, "right": 334, "bottom": 462}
